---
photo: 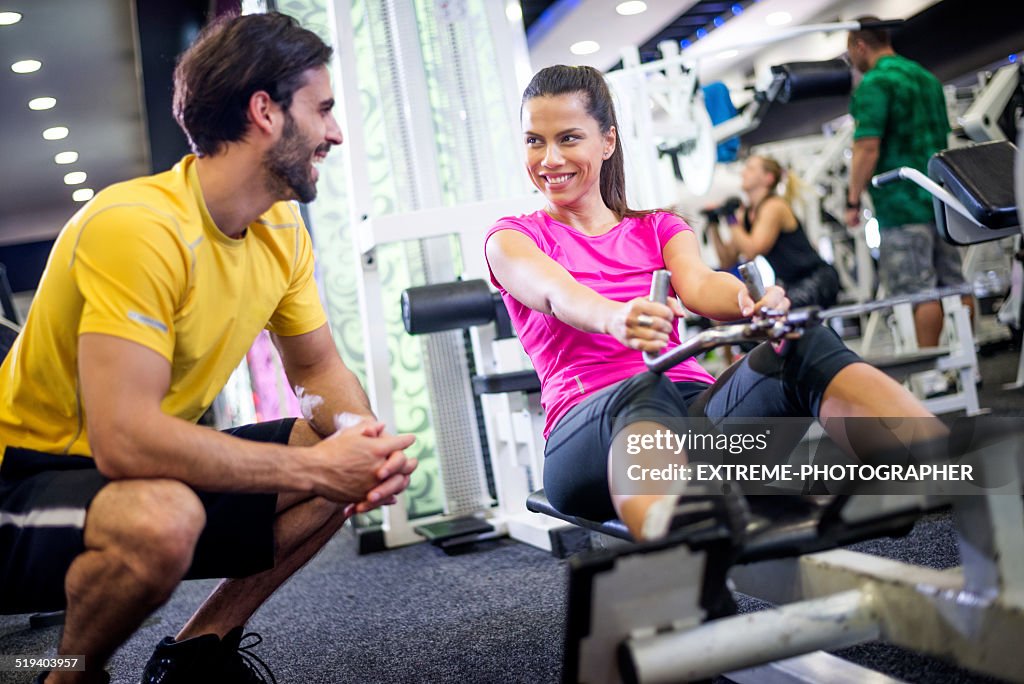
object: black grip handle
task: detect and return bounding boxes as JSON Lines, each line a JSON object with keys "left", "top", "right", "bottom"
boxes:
{"left": 649, "top": 269, "right": 671, "bottom": 304}
{"left": 738, "top": 262, "right": 766, "bottom": 302}
{"left": 871, "top": 169, "right": 903, "bottom": 187}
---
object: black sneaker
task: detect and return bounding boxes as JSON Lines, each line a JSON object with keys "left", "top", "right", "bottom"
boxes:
{"left": 139, "top": 628, "right": 276, "bottom": 684}
{"left": 139, "top": 632, "right": 222, "bottom": 683}
{"left": 219, "top": 627, "right": 277, "bottom": 684}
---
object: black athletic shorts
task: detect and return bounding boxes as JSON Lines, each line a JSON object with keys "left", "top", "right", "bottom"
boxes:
{"left": 0, "top": 418, "right": 296, "bottom": 614}
{"left": 543, "top": 325, "right": 861, "bottom": 521}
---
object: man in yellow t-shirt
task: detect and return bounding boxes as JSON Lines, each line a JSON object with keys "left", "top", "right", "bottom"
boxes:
{"left": 0, "top": 13, "right": 416, "bottom": 684}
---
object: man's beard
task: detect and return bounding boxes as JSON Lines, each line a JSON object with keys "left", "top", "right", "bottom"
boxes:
{"left": 264, "top": 112, "right": 321, "bottom": 204}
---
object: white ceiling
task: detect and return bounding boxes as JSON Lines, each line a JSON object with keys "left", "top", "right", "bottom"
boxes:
{"left": 0, "top": 0, "right": 148, "bottom": 247}
{"left": 526, "top": 0, "right": 702, "bottom": 72}
{"left": 528, "top": 0, "right": 943, "bottom": 97}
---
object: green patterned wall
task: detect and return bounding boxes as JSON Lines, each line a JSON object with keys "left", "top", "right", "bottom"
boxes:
{"left": 275, "top": 0, "right": 532, "bottom": 521}
{"left": 275, "top": 0, "right": 442, "bottom": 518}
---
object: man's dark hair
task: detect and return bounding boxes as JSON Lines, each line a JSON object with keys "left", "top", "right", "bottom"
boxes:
{"left": 849, "top": 15, "right": 892, "bottom": 50}
{"left": 173, "top": 12, "right": 332, "bottom": 156}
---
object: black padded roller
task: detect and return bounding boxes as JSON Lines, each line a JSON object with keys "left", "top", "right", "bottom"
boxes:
{"left": 401, "top": 279, "right": 497, "bottom": 334}
{"left": 771, "top": 59, "right": 851, "bottom": 104}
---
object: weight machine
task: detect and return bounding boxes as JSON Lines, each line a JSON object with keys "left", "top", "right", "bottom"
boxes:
{"left": 526, "top": 138, "right": 1024, "bottom": 684}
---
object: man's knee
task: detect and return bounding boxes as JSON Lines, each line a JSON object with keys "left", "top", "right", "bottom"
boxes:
{"left": 288, "top": 419, "right": 323, "bottom": 446}
{"left": 86, "top": 480, "right": 206, "bottom": 589}
{"left": 286, "top": 494, "right": 347, "bottom": 530}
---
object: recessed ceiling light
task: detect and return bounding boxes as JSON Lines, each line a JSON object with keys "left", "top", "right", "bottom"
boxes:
{"left": 505, "top": 2, "right": 522, "bottom": 22}
{"left": 64, "top": 171, "right": 87, "bottom": 185}
{"left": 766, "top": 11, "right": 792, "bottom": 26}
{"left": 570, "top": 40, "right": 600, "bottom": 56}
{"left": 616, "top": 1, "right": 647, "bottom": 16}
{"left": 29, "top": 97, "right": 56, "bottom": 111}
{"left": 717, "top": 49, "right": 739, "bottom": 60}
{"left": 11, "top": 59, "right": 41, "bottom": 74}
{"left": 72, "top": 188, "right": 95, "bottom": 202}
{"left": 0, "top": 11, "right": 22, "bottom": 25}
{"left": 55, "top": 151, "right": 79, "bottom": 165}
{"left": 43, "top": 126, "right": 69, "bottom": 140}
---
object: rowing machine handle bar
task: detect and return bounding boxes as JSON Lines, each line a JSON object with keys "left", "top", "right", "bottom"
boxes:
{"left": 872, "top": 169, "right": 903, "bottom": 187}
{"left": 649, "top": 269, "right": 671, "bottom": 304}
{"left": 738, "top": 262, "right": 766, "bottom": 303}
{"left": 645, "top": 270, "right": 672, "bottom": 364}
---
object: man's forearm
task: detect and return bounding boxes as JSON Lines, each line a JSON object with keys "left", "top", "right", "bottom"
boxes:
{"left": 848, "top": 140, "right": 880, "bottom": 206}
{"left": 291, "top": 360, "right": 375, "bottom": 437}
{"left": 94, "top": 409, "right": 315, "bottom": 493}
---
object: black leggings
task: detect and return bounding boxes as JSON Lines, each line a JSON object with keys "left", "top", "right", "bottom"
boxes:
{"left": 542, "top": 325, "right": 860, "bottom": 521}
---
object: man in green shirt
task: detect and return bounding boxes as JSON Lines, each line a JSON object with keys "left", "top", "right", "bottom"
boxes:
{"left": 845, "top": 16, "right": 966, "bottom": 347}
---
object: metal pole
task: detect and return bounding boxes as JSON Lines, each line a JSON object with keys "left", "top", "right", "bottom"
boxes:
{"left": 623, "top": 590, "right": 879, "bottom": 683}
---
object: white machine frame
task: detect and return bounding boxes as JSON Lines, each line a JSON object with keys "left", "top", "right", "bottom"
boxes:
{"left": 352, "top": 198, "right": 574, "bottom": 551}
{"left": 581, "top": 481, "right": 1024, "bottom": 684}
{"left": 559, "top": 136, "right": 1024, "bottom": 684}
{"left": 326, "top": 0, "right": 573, "bottom": 552}
{"left": 960, "top": 63, "right": 1022, "bottom": 143}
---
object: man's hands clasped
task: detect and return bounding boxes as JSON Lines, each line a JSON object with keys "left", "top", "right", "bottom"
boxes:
{"left": 308, "top": 419, "right": 417, "bottom": 515}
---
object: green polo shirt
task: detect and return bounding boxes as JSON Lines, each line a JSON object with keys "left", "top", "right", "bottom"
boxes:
{"left": 850, "top": 54, "right": 950, "bottom": 229}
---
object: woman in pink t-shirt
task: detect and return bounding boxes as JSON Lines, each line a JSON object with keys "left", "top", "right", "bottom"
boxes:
{"left": 485, "top": 65, "right": 942, "bottom": 541}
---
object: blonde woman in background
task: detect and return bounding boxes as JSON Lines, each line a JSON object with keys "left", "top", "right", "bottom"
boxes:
{"left": 709, "top": 155, "right": 840, "bottom": 309}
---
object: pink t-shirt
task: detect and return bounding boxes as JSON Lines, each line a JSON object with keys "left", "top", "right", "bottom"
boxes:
{"left": 485, "top": 210, "right": 716, "bottom": 438}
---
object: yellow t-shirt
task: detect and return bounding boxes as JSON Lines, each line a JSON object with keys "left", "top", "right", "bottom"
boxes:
{"left": 0, "top": 155, "right": 327, "bottom": 461}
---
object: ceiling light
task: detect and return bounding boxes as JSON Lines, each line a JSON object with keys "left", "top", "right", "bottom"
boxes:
{"left": 43, "top": 126, "right": 69, "bottom": 140}
{"left": 765, "top": 11, "right": 792, "bottom": 26}
{"left": 73, "top": 188, "right": 95, "bottom": 202}
{"left": 615, "top": 1, "right": 647, "bottom": 16}
{"left": 717, "top": 49, "right": 739, "bottom": 60}
{"left": 0, "top": 11, "right": 22, "bottom": 25}
{"left": 505, "top": 2, "right": 522, "bottom": 22}
{"left": 64, "top": 171, "right": 87, "bottom": 185}
{"left": 29, "top": 97, "right": 56, "bottom": 111}
{"left": 11, "top": 59, "right": 41, "bottom": 74}
{"left": 55, "top": 151, "right": 79, "bottom": 165}
{"left": 570, "top": 40, "right": 600, "bottom": 56}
